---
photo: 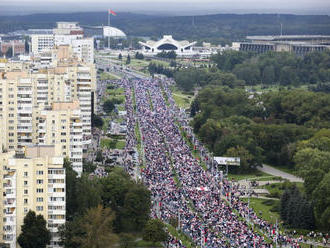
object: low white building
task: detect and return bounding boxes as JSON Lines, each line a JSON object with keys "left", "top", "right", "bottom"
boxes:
{"left": 139, "top": 35, "right": 196, "bottom": 56}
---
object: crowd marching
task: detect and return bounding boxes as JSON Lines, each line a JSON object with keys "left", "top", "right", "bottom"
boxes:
{"left": 117, "top": 78, "right": 303, "bottom": 248}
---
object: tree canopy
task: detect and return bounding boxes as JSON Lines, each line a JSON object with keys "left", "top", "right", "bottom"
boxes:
{"left": 17, "top": 211, "right": 51, "bottom": 248}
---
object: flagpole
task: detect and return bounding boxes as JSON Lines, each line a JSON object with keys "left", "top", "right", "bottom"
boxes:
{"left": 108, "top": 10, "right": 110, "bottom": 50}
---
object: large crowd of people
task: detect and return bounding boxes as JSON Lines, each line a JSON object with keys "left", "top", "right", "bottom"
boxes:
{"left": 117, "top": 78, "right": 302, "bottom": 247}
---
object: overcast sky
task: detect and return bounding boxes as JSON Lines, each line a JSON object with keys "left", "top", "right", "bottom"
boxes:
{"left": 1, "top": 0, "right": 330, "bottom": 15}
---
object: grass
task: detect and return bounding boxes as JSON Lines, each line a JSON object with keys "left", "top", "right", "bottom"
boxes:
{"left": 100, "top": 138, "right": 125, "bottom": 150}
{"left": 171, "top": 87, "right": 194, "bottom": 109}
{"left": 102, "top": 117, "right": 110, "bottom": 133}
{"left": 99, "top": 72, "right": 120, "bottom": 80}
{"left": 227, "top": 171, "right": 274, "bottom": 181}
{"left": 241, "top": 198, "right": 280, "bottom": 225}
{"left": 179, "top": 125, "right": 207, "bottom": 171}
{"left": 166, "top": 224, "right": 195, "bottom": 248}
{"left": 135, "top": 240, "right": 162, "bottom": 247}
{"left": 262, "top": 181, "right": 304, "bottom": 198}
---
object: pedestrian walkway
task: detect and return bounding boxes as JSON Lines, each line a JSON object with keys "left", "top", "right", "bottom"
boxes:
{"left": 258, "top": 164, "right": 304, "bottom": 183}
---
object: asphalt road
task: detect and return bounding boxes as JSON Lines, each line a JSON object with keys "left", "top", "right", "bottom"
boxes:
{"left": 258, "top": 164, "right": 304, "bottom": 183}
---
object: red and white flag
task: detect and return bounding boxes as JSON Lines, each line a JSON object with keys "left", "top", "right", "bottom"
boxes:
{"left": 108, "top": 9, "right": 117, "bottom": 16}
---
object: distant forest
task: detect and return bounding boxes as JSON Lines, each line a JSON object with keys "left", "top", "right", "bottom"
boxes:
{"left": 1, "top": 12, "right": 330, "bottom": 44}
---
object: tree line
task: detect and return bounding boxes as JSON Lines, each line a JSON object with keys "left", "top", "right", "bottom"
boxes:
{"left": 211, "top": 50, "right": 330, "bottom": 86}
{"left": 191, "top": 87, "right": 330, "bottom": 231}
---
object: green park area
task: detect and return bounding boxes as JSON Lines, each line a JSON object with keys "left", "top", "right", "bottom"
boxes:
{"left": 171, "top": 87, "right": 194, "bottom": 109}
{"left": 101, "top": 138, "right": 126, "bottom": 150}
{"left": 99, "top": 72, "right": 121, "bottom": 80}
{"left": 242, "top": 198, "right": 280, "bottom": 225}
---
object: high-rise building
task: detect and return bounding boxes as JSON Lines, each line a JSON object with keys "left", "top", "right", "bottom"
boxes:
{"left": 0, "top": 45, "right": 96, "bottom": 173}
{"left": 38, "top": 101, "right": 83, "bottom": 175}
{"left": 0, "top": 145, "right": 65, "bottom": 248}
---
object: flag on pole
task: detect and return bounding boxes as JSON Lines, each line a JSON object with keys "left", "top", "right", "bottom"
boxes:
{"left": 108, "top": 9, "right": 117, "bottom": 16}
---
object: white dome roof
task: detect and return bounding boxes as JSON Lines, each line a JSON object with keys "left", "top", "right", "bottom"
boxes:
{"left": 103, "top": 26, "right": 126, "bottom": 38}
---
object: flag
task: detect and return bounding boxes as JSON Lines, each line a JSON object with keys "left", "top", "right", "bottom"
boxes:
{"left": 108, "top": 9, "right": 117, "bottom": 16}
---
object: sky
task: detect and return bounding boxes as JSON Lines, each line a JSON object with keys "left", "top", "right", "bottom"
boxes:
{"left": 1, "top": 0, "right": 330, "bottom": 16}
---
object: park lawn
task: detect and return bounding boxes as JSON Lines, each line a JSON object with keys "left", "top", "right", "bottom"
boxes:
{"left": 100, "top": 138, "right": 126, "bottom": 150}
{"left": 241, "top": 198, "right": 280, "bottom": 225}
{"left": 102, "top": 117, "right": 110, "bottom": 133}
{"left": 171, "top": 87, "right": 194, "bottom": 109}
{"left": 227, "top": 171, "right": 273, "bottom": 181}
{"left": 99, "top": 72, "right": 120, "bottom": 80}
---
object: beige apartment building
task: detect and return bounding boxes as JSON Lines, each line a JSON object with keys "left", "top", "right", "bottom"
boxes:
{"left": 0, "top": 45, "right": 96, "bottom": 174}
{"left": 38, "top": 101, "right": 83, "bottom": 175}
{"left": 0, "top": 145, "right": 65, "bottom": 248}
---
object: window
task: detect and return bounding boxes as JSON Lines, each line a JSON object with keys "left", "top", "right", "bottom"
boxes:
{"left": 36, "top": 206, "right": 43, "bottom": 211}
{"left": 37, "top": 197, "right": 43, "bottom": 202}
{"left": 24, "top": 181, "right": 28, "bottom": 186}
{"left": 24, "top": 172, "right": 28, "bottom": 177}
{"left": 36, "top": 188, "right": 43, "bottom": 193}
{"left": 24, "top": 199, "right": 28, "bottom": 204}
{"left": 24, "top": 208, "right": 28, "bottom": 214}
{"left": 36, "top": 179, "right": 43, "bottom": 184}
{"left": 36, "top": 170, "right": 43, "bottom": 175}
{"left": 24, "top": 189, "right": 28, "bottom": 195}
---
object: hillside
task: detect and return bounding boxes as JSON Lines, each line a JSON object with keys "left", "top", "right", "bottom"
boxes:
{"left": 1, "top": 12, "right": 330, "bottom": 43}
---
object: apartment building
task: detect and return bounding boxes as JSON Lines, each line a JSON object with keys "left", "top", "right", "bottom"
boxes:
{"left": 0, "top": 145, "right": 65, "bottom": 248}
{"left": 38, "top": 101, "right": 83, "bottom": 175}
{"left": 30, "top": 22, "right": 94, "bottom": 63}
{"left": 0, "top": 46, "right": 96, "bottom": 173}
{"left": 31, "top": 34, "right": 54, "bottom": 54}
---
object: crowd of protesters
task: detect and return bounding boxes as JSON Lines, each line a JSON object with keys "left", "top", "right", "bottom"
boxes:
{"left": 117, "top": 78, "right": 303, "bottom": 248}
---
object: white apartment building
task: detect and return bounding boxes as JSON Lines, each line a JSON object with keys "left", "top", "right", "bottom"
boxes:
{"left": 30, "top": 22, "right": 93, "bottom": 63}
{"left": 72, "top": 38, "right": 94, "bottom": 64}
{"left": 31, "top": 34, "right": 54, "bottom": 54}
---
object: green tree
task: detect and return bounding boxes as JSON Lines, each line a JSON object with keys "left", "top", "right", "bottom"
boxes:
{"left": 142, "top": 219, "right": 168, "bottom": 243}
{"left": 17, "top": 211, "right": 51, "bottom": 248}
{"left": 119, "top": 233, "right": 135, "bottom": 248}
{"left": 75, "top": 175, "right": 102, "bottom": 215}
{"left": 225, "top": 146, "right": 253, "bottom": 172}
{"left": 60, "top": 206, "right": 118, "bottom": 248}
{"left": 121, "top": 184, "right": 151, "bottom": 232}
{"left": 126, "top": 54, "right": 131, "bottom": 64}
{"left": 103, "top": 100, "right": 115, "bottom": 113}
{"left": 92, "top": 114, "right": 104, "bottom": 128}
{"left": 312, "top": 172, "right": 330, "bottom": 230}
{"left": 262, "top": 65, "right": 275, "bottom": 84}
{"left": 64, "top": 158, "right": 78, "bottom": 220}
{"left": 95, "top": 150, "right": 104, "bottom": 162}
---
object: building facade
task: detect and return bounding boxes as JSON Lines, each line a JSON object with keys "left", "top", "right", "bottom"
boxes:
{"left": 0, "top": 145, "right": 65, "bottom": 248}
{"left": 235, "top": 35, "right": 330, "bottom": 55}
{"left": 139, "top": 35, "right": 196, "bottom": 56}
{"left": 0, "top": 46, "right": 96, "bottom": 173}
